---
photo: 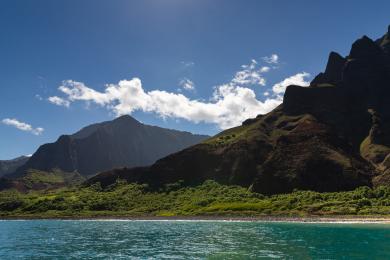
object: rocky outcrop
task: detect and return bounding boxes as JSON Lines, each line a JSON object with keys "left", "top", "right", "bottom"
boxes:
{"left": 311, "top": 51, "right": 346, "bottom": 86}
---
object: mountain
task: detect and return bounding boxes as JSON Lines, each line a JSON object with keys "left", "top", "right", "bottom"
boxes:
{"left": 10, "top": 115, "right": 208, "bottom": 178}
{"left": 88, "top": 26, "right": 390, "bottom": 195}
{"left": 0, "top": 156, "right": 29, "bottom": 177}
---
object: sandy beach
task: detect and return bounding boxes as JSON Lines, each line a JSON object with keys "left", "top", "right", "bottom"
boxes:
{"left": 2, "top": 215, "right": 390, "bottom": 223}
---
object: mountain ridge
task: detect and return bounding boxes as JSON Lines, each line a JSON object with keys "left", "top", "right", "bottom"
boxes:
{"left": 87, "top": 26, "right": 390, "bottom": 195}
{"left": 0, "top": 156, "right": 29, "bottom": 177}
{"left": 9, "top": 115, "right": 208, "bottom": 179}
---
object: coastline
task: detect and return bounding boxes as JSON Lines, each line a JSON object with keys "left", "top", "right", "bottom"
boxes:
{"left": 2, "top": 215, "right": 390, "bottom": 223}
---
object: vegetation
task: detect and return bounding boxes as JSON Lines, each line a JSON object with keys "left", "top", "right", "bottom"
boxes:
{"left": 0, "top": 170, "right": 85, "bottom": 192}
{"left": 22, "top": 169, "right": 85, "bottom": 187}
{"left": 203, "top": 124, "right": 252, "bottom": 146}
{"left": 1, "top": 180, "right": 390, "bottom": 218}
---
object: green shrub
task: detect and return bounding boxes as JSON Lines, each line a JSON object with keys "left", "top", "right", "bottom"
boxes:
{"left": 1, "top": 180, "right": 390, "bottom": 217}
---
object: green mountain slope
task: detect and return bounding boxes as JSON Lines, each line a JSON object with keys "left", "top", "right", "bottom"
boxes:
{"left": 0, "top": 170, "right": 85, "bottom": 193}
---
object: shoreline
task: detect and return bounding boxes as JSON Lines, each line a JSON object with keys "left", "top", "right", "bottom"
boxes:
{"left": 2, "top": 215, "right": 390, "bottom": 223}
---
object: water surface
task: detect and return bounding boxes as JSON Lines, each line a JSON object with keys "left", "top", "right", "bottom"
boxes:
{"left": 0, "top": 220, "right": 389, "bottom": 259}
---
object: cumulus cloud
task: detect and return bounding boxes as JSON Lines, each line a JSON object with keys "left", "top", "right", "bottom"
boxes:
{"left": 179, "top": 78, "right": 195, "bottom": 91}
{"left": 51, "top": 77, "right": 281, "bottom": 129}
{"left": 2, "top": 118, "right": 44, "bottom": 135}
{"left": 48, "top": 96, "right": 70, "bottom": 107}
{"left": 263, "top": 54, "right": 279, "bottom": 64}
{"left": 272, "top": 72, "right": 311, "bottom": 94}
{"left": 260, "top": 66, "right": 271, "bottom": 73}
{"left": 232, "top": 59, "right": 268, "bottom": 86}
{"left": 49, "top": 56, "right": 310, "bottom": 129}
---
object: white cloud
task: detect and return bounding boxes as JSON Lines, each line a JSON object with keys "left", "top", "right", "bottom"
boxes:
{"left": 179, "top": 78, "right": 195, "bottom": 91}
{"left": 232, "top": 59, "right": 267, "bottom": 86}
{"left": 48, "top": 96, "right": 70, "bottom": 107}
{"left": 2, "top": 118, "right": 44, "bottom": 135}
{"left": 272, "top": 72, "right": 311, "bottom": 94}
{"left": 52, "top": 78, "right": 281, "bottom": 129}
{"left": 50, "top": 57, "right": 310, "bottom": 130}
{"left": 263, "top": 54, "right": 279, "bottom": 64}
{"left": 57, "top": 81, "right": 113, "bottom": 106}
{"left": 260, "top": 66, "right": 271, "bottom": 73}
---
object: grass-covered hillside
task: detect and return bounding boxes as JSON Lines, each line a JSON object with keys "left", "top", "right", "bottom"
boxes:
{"left": 0, "top": 170, "right": 85, "bottom": 192}
{"left": 1, "top": 180, "right": 390, "bottom": 218}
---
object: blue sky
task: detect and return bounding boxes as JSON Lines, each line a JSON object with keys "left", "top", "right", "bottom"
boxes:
{"left": 1, "top": 0, "right": 390, "bottom": 159}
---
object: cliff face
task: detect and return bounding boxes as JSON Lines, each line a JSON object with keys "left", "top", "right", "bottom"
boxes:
{"left": 10, "top": 115, "right": 208, "bottom": 178}
{"left": 88, "top": 27, "right": 390, "bottom": 194}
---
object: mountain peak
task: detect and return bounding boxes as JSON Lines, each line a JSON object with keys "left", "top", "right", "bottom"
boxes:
{"left": 349, "top": 35, "right": 382, "bottom": 59}
{"left": 113, "top": 114, "right": 140, "bottom": 124}
{"left": 310, "top": 51, "right": 345, "bottom": 86}
{"left": 10, "top": 115, "right": 208, "bottom": 178}
{"left": 324, "top": 52, "right": 345, "bottom": 79}
{"left": 71, "top": 115, "right": 140, "bottom": 140}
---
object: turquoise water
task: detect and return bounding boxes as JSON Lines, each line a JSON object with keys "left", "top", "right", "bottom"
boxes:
{"left": 0, "top": 220, "right": 389, "bottom": 259}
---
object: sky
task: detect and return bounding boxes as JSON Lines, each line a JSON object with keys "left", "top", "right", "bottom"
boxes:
{"left": 1, "top": 0, "right": 390, "bottom": 159}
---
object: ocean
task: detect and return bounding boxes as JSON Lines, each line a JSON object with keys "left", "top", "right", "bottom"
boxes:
{"left": 0, "top": 220, "right": 389, "bottom": 259}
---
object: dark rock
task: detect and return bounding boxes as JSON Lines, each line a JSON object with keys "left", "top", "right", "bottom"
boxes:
{"left": 311, "top": 52, "right": 346, "bottom": 86}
